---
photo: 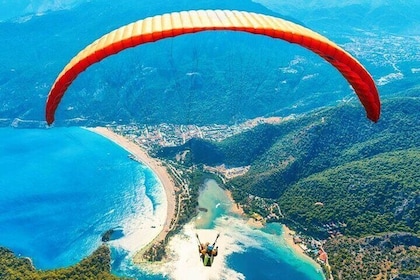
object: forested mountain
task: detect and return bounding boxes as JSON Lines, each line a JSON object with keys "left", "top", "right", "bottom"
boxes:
{"left": 158, "top": 97, "right": 419, "bottom": 278}
{"left": 2, "top": 0, "right": 419, "bottom": 127}
{"left": 158, "top": 97, "right": 419, "bottom": 198}
{"left": 324, "top": 233, "right": 420, "bottom": 279}
{"left": 160, "top": 98, "right": 418, "bottom": 224}
{"left": 158, "top": 97, "right": 420, "bottom": 236}
{"left": 231, "top": 97, "right": 419, "bottom": 198}
{"left": 279, "top": 148, "right": 419, "bottom": 237}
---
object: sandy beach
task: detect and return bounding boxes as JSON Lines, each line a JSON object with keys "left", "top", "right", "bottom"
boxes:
{"left": 281, "top": 225, "right": 322, "bottom": 267}
{"left": 85, "top": 127, "right": 176, "bottom": 259}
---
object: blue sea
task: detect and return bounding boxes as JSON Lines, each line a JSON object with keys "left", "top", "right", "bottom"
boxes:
{"left": 0, "top": 127, "right": 324, "bottom": 279}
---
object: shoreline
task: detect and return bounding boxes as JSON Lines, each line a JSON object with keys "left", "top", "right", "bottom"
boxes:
{"left": 87, "top": 127, "right": 323, "bottom": 276}
{"left": 281, "top": 224, "right": 322, "bottom": 269}
{"left": 225, "top": 189, "right": 323, "bottom": 272}
{"left": 84, "top": 127, "right": 177, "bottom": 261}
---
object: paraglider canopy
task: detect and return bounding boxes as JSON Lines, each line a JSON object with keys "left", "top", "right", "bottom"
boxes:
{"left": 45, "top": 10, "right": 380, "bottom": 124}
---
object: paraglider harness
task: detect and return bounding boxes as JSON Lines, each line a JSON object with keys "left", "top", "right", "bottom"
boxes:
{"left": 196, "top": 233, "right": 219, "bottom": 267}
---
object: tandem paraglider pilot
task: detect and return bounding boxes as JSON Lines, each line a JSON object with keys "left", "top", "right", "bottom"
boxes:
{"left": 196, "top": 232, "right": 219, "bottom": 267}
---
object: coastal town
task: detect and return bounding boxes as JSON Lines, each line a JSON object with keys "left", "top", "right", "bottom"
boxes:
{"left": 97, "top": 117, "right": 334, "bottom": 278}
{"left": 108, "top": 116, "right": 287, "bottom": 150}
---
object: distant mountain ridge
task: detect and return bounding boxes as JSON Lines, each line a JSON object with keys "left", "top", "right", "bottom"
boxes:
{"left": 1, "top": 0, "right": 418, "bottom": 127}
{"left": 254, "top": 0, "right": 420, "bottom": 33}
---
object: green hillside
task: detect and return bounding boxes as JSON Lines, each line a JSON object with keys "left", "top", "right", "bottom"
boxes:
{"left": 278, "top": 149, "right": 419, "bottom": 237}
{"left": 0, "top": 245, "right": 120, "bottom": 280}
{"left": 158, "top": 97, "right": 419, "bottom": 199}
{"left": 231, "top": 98, "right": 419, "bottom": 197}
{"left": 324, "top": 233, "right": 420, "bottom": 279}
{"left": 157, "top": 97, "right": 420, "bottom": 278}
{"left": 158, "top": 98, "right": 420, "bottom": 233}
